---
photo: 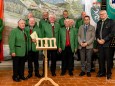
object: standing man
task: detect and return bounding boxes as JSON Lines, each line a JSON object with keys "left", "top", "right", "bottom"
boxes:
{"left": 75, "top": 11, "right": 86, "bottom": 61}
{"left": 25, "top": 17, "right": 42, "bottom": 79}
{"left": 25, "top": 12, "right": 34, "bottom": 26}
{"left": 78, "top": 16, "right": 95, "bottom": 77}
{"left": 59, "top": 10, "right": 69, "bottom": 28}
{"left": 39, "top": 11, "right": 49, "bottom": 29}
{"left": 42, "top": 14, "right": 60, "bottom": 76}
{"left": 58, "top": 19, "right": 77, "bottom": 76}
{"left": 9, "top": 19, "right": 27, "bottom": 82}
{"left": 0, "top": 18, "right": 4, "bottom": 63}
{"left": 96, "top": 10, "right": 115, "bottom": 79}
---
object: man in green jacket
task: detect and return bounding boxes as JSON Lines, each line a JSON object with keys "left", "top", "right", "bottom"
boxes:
{"left": 25, "top": 17, "right": 42, "bottom": 79}
{"left": 75, "top": 11, "right": 86, "bottom": 61}
{"left": 39, "top": 11, "right": 49, "bottom": 29}
{"left": 25, "top": 12, "right": 34, "bottom": 26}
{"left": 0, "top": 18, "right": 4, "bottom": 63}
{"left": 42, "top": 14, "right": 60, "bottom": 76}
{"left": 59, "top": 10, "right": 69, "bottom": 28}
{"left": 58, "top": 19, "right": 77, "bottom": 76}
{"left": 9, "top": 19, "right": 27, "bottom": 82}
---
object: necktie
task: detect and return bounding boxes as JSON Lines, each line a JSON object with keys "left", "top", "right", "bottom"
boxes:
{"left": 84, "top": 25, "right": 88, "bottom": 42}
{"left": 100, "top": 21, "right": 104, "bottom": 39}
{"left": 52, "top": 25, "right": 54, "bottom": 37}
{"left": 30, "top": 27, "right": 33, "bottom": 34}
{"left": 66, "top": 28, "right": 70, "bottom": 46}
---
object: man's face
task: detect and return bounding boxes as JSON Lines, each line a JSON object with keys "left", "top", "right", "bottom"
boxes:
{"left": 18, "top": 20, "right": 25, "bottom": 30}
{"left": 64, "top": 20, "right": 70, "bottom": 27}
{"left": 49, "top": 16, "right": 55, "bottom": 23}
{"left": 63, "top": 12, "right": 68, "bottom": 18}
{"left": 81, "top": 12, "right": 86, "bottom": 19}
{"left": 84, "top": 17, "right": 90, "bottom": 25}
{"left": 29, "top": 18, "right": 36, "bottom": 27}
{"left": 43, "top": 12, "right": 49, "bottom": 19}
{"left": 99, "top": 11, "right": 107, "bottom": 20}
{"left": 28, "top": 13, "right": 33, "bottom": 19}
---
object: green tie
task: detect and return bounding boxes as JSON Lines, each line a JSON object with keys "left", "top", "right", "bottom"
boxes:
{"left": 100, "top": 21, "right": 104, "bottom": 39}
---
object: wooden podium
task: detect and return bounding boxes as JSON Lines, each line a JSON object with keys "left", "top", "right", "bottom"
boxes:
{"left": 35, "top": 38, "right": 59, "bottom": 86}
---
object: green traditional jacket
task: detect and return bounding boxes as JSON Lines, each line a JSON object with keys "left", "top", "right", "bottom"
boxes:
{"left": 58, "top": 27, "right": 77, "bottom": 52}
{"left": 42, "top": 22, "right": 60, "bottom": 47}
{"left": 25, "top": 25, "right": 42, "bottom": 52}
{"left": 9, "top": 27, "right": 28, "bottom": 57}
{"left": 75, "top": 18, "right": 84, "bottom": 33}
{"left": 59, "top": 17, "right": 69, "bottom": 28}
{"left": 0, "top": 19, "right": 4, "bottom": 40}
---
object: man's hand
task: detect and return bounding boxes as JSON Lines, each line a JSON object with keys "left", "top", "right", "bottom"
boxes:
{"left": 58, "top": 48, "right": 62, "bottom": 53}
{"left": 97, "top": 39, "right": 105, "bottom": 44}
{"left": 11, "top": 53, "right": 16, "bottom": 57}
{"left": 32, "top": 39, "right": 36, "bottom": 43}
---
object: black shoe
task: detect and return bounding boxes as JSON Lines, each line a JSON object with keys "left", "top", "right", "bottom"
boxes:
{"left": 107, "top": 74, "right": 111, "bottom": 80}
{"left": 90, "top": 69, "right": 95, "bottom": 72}
{"left": 26, "top": 74, "right": 32, "bottom": 79}
{"left": 60, "top": 71, "right": 66, "bottom": 76}
{"left": 19, "top": 76, "right": 27, "bottom": 80}
{"left": 79, "top": 71, "right": 85, "bottom": 76}
{"left": 35, "top": 74, "right": 42, "bottom": 78}
{"left": 69, "top": 72, "right": 73, "bottom": 76}
{"left": 51, "top": 72, "right": 56, "bottom": 76}
{"left": 87, "top": 72, "right": 91, "bottom": 77}
{"left": 96, "top": 73, "right": 106, "bottom": 77}
{"left": 41, "top": 73, "right": 44, "bottom": 77}
{"left": 12, "top": 77, "right": 21, "bottom": 82}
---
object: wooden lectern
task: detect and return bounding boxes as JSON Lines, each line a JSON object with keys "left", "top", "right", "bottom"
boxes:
{"left": 35, "top": 38, "right": 59, "bottom": 86}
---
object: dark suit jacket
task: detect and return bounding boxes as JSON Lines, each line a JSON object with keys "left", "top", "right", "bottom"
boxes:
{"left": 96, "top": 18, "right": 115, "bottom": 47}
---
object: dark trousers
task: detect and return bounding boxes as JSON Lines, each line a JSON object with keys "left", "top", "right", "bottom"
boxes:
{"left": 98, "top": 47, "right": 112, "bottom": 75}
{"left": 61, "top": 46, "right": 74, "bottom": 72}
{"left": 28, "top": 51, "right": 39, "bottom": 74}
{"left": 47, "top": 50, "right": 57, "bottom": 73}
{"left": 110, "top": 47, "right": 115, "bottom": 68}
{"left": 80, "top": 48, "right": 93, "bottom": 72}
{"left": 12, "top": 56, "right": 25, "bottom": 78}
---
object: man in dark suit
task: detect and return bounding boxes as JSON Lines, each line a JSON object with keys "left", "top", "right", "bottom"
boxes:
{"left": 96, "top": 10, "right": 115, "bottom": 79}
{"left": 9, "top": 19, "right": 27, "bottom": 82}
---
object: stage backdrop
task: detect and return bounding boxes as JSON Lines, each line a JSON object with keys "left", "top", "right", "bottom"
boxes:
{"left": 3, "top": 0, "right": 84, "bottom": 59}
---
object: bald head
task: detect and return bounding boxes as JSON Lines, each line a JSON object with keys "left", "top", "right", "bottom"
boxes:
{"left": 81, "top": 11, "right": 86, "bottom": 19}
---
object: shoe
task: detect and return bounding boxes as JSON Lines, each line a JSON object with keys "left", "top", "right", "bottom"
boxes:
{"left": 90, "top": 69, "right": 95, "bottom": 72}
{"left": 12, "top": 77, "right": 21, "bottom": 82}
{"left": 69, "top": 72, "right": 73, "bottom": 76}
{"left": 35, "top": 74, "right": 42, "bottom": 78}
{"left": 26, "top": 74, "right": 32, "bottom": 79}
{"left": 107, "top": 74, "right": 111, "bottom": 80}
{"left": 96, "top": 73, "right": 106, "bottom": 77}
{"left": 87, "top": 72, "right": 91, "bottom": 77}
{"left": 60, "top": 71, "right": 66, "bottom": 76}
{"left": 51, "top": 72, "right": 56, "bottom": 76}
{"left": 79, "top": 71, "right": 85, "bottom": 76}
{"left": 19, "top": 76, "right": 27, "bottom": 80}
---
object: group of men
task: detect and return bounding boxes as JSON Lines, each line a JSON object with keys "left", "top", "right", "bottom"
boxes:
{"left": 8, "top": 9, "right": 115, "bottom": 82}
